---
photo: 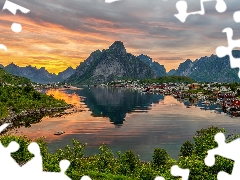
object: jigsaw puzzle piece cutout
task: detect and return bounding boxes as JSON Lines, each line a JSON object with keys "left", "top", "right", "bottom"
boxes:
{"left": 0, "top": 44, "right": 7, "bottom": 51}
{"left": 21, "top": 142, "right": 43, "bottom": 173}
{"left": 105, "top": 0, "right": 121, "bottom": 3}
{"left": 0, "top": 140, "right": 21, "bottom": 178}
{"left": 205, "top": 132, "right": 240, "bottom": 179}
{"left": 154, "top": 176, "right": 165, "bottom": 180}
{"left": 81, "top": 175, "right": 92, "bottom": 180}
{"left": 0, "top": 123, "right": 10, "bottom": 132}
{"left": 205, "top": 132, "right": 240, "bottom": 163}
{"left": 217, "top": 171, "right": 233, "bottom": 180}
{"left": 2, "top": 0, "right": 30, "bottom": 15}
{"left": 216, "top": 27, "right": 240, "bottom": 77}
{"left": 171, "top": 165, "right": 190, "bottom": 180}
{"left": 175, "top": 0, "right": 227, "bottom": 23}
{"left": 0, "top": 124, "right": 19, "bottom": 171}
{"left": 2, "top": 0, "right": 30, "bottom": 33}
{"left": 154, "top": 165, "right": 189, "bottom": 180}
{"left": 233, "top": 11, "right": 240, "bottom": 23}
{"left": 38, "top": 160, "right": 74, "bottom": 180}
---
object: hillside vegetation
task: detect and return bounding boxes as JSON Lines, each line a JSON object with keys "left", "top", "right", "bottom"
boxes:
{"left": 0, "top": 68, "right": 67, "bottom": 118}
{"left": 0, "top": 68, "right": 31, "bottom": 85}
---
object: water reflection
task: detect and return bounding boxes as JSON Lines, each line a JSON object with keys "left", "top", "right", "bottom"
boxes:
{"left": 67, "top": 87, "right": 164, "bottom": 126}
{"left": 45, "top": 89, "right": 82, "bottom": 107}
{"left": 8, "top": 88, "right": 240, "bottom": 161}
{"left": 179, "top": 98, "right": 224, "bottom": 114}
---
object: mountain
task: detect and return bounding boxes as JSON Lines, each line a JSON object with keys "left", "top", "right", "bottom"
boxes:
{"left": 57, "top": 67, "right": 75, "bottom": 80}
{"left": 0, "top": 68, "right": 31, "bottom": 85}
{"left": 137, "top": 54, "right": 166, "bottom": 76}
{"left": 172, "top": 51, "right": 240, "bottom": 82}
{"left": 4, "top": 63, "right": 58, "bottom": 84}
{"left": 0, "top": 64, "right": 3, "bottom": 69}
{"left": 167, "top": 69, "right": 177, "bottom": 76}
{"left": 3, "top": 63, "right": 75, "bottom": 84}
{"left": 66, "top": 41, "right": 156, "bottom": 84}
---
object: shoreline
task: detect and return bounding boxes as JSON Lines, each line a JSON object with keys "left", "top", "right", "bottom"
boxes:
{"left": 0, "top": 104, "right": 75, "bottom": 134}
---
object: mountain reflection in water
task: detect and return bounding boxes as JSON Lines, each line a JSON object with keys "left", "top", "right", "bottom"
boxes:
{"left": 74, "top": 86, "right": 164, "bottom": 126}
{"left": 9, "top": 86, "right": 240, "bottom": 161}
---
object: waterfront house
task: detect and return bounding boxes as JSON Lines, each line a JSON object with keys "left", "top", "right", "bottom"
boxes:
{"left": 189, "top": 83, "right": 200, "bottom": 89}
{"left": 220, "top": 86, "right": 231, "bottom": 92}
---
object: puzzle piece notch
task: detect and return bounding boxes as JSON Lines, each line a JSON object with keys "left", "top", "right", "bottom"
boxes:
{"left": 0, "top": 123, "right": 75, "bottom": 180}
{"left": 233, "top": 11, "right": 240, "bottom": 23}
{"left": 81, "top": 175, "right": 92, "bottom": 180}
{"left": 0, "top": 139, "right": 22, "bottom": 178}
{"left": 215, "top": 27, "right": 240, "bottom": 78}
{"left": 2, "top": 0, "right": 30, "bottom": 15}
{"left": 0, "top": 123, "right": 10, "bottom": 132}
{"left": 205, "top": 132, "right": 240, "bottom": 179}
{"left": 175, "top": 0, "right": 227, "bottom": 23}
{"left": 0, "top": 0, "right": 30, "bottom": 51}
{"left": 2, "top": 0, "right": 30, "bottom": 33}
{"left": 105, "top": 0, "right": 121, "bottom": 3}
{"left": 21, "top": 142, "right": 43, "bottom": 173}
{"left": 154, "top": 165, "right": 189, "bottom": 180}
{"left": 154, "top": 177, "right": 165, "bottom": 180}
{"left": 171, "top": 165, "right": 190, "bottom": 180}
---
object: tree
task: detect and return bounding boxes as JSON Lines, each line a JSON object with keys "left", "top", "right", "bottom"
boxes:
{"left": 152, "top": 148, "right": 169, "bottom": 168}
{"left": 179, "top": 140, "right": 193, "bottom": 157}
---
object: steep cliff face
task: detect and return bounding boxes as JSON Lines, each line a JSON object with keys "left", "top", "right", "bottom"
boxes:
{"left": 57, "top": 67, "right": 75, "bottom": 80}
{"left": 137, "top": 54, "right": 166, "bottom": 77}
{"left": 175, "top": 59, "right": 194, "bottom": 77}
{"left": 66, "top": 41, "right": 156, "bottom": 84}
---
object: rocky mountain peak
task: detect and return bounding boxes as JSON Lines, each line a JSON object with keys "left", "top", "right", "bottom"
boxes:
{"left": 138, "top": 54, "right": 153, "bottom": 64}
{"left": 108, "top": 41, "right": 126, "bottom": 55}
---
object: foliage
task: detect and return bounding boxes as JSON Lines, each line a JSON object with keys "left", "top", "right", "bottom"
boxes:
{"left": 178, "top": 126, "right": 237, "bottom": 179}
{"left": 0, "top": 126, "right": 239, "bottom": 180}
{"left": 152, "top": 148, "right": 170, "bottom": 168}
{"left": 0, "top": 68, "right": 31, "bottom": 86}
{"left": 117, "top": 150, "right": 141, "bottom": 176}
{"left": 0, "top": 68, "right": 68, "bottom": 118}
{"left": 0, "top": 85, "right": 67, "bottom": 118}
{"left": 179, "top": 140, "right": 194, "bottom": 157}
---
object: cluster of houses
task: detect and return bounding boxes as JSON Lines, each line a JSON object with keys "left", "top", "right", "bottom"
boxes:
{"left": 108, "top": 80, "right": 240, "bottom": 116}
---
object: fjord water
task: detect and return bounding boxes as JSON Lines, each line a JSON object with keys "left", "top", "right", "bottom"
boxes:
{"left": 10, "top": 86, "right": 240, "bottom": 161}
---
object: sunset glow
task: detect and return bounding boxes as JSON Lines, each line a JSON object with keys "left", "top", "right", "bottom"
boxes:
{"left": 0, "top": 0, "right": 239, "bottom": 73}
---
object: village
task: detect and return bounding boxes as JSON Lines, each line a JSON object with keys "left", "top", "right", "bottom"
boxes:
{"left": 8, "top": 78, "right": 240, "bottom": 118}
{"left": 104, "top": 80, "right": 240, "bottom": 117}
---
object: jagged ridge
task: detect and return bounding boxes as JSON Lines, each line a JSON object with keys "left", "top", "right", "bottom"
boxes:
{"left": 66, "top": 41, "right": 157, "bottom": 84}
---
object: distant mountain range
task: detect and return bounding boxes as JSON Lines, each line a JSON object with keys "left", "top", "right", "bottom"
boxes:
{"left": 0, "top": 63, "right": 75, "bottom": 84}
{"left": 1, "top": 42, "right": 240, "bottom": 84}
{"left": 137, "top": 54, "right": 166, "bottom": 76}
{"left": 65, "top": 41, "right": 161, "bottom": 84}
{"left": 168, "top": 50, "right": 240, "bottom": 82}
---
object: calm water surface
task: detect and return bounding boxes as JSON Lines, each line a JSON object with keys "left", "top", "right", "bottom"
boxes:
{"left": 9, "top": 86, "right": 240, "bottom": 161}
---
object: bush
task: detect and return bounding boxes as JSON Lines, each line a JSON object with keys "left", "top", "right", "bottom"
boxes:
{"left": 152, "top": 148, "right": 169, "bottom": 168}
{"left": 117, "top": 150, "right": 140, "bottom": 176}
{"left": 179, "top": 140, "right": 194, "bottom": 157}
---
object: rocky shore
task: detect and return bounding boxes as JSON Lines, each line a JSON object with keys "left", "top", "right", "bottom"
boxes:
{"left": 0, "top": 104, "right": 74, "bottom": 134}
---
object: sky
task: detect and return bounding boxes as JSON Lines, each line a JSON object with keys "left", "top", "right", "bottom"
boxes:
{"left": 0, "top": 0, "right": 240, "bottom": 74}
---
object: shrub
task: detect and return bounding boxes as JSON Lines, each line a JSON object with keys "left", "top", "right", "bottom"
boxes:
{"left": 179, "top": 140, "right": 194, "bottom": 157}
{"left": 152, "top": 148, "right": 169, "bottom": 168}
